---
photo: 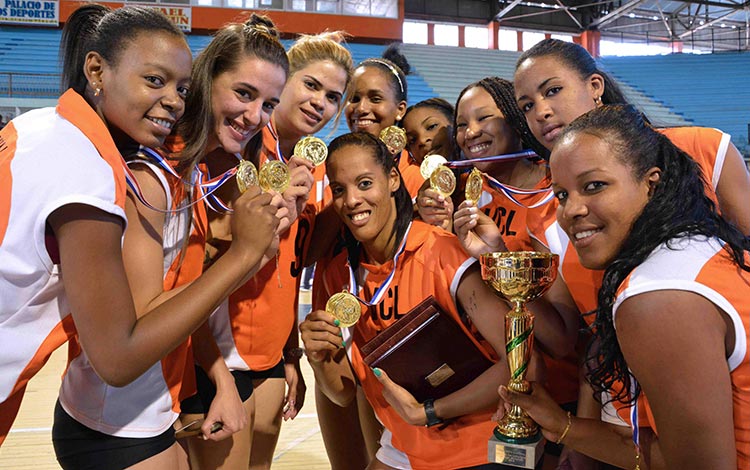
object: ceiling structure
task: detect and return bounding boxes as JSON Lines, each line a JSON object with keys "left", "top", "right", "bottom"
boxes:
{"left": 405, "top": 0, "right": 750, "bottom": 51}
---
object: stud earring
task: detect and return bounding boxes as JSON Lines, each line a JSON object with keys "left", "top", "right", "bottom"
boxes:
{"left": 594, "top": 96, "right": 602, "bottom": 106}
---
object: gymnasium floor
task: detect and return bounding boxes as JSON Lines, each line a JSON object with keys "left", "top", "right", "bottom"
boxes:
{"left": 0, "top": 291, "right": 333, "bottom": 469}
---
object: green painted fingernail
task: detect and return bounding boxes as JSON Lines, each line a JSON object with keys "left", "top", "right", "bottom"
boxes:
{"left": 372, "top": 367, "right": 382, "bottom": 377}
{"left": 333, "top": 319, "right": 340, "bottom": 327}
{"left": 341, "top": 340, "right": 346, "bottom": 347}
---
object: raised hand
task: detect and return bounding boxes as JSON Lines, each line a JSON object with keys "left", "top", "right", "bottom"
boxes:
{"left": 453, "top": 200, "right": 506, "bottom": 258}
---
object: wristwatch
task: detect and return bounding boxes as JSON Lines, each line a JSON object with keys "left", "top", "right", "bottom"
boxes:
{"left": 423, "top": 398, "right": 444, "bottom": 427}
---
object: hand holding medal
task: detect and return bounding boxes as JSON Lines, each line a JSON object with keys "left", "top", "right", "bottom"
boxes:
{"left": 325, "top": 290, "right": 362, "bottom": 328}
{"left": 236, "top": 160, "right": 260, "bottom": 194}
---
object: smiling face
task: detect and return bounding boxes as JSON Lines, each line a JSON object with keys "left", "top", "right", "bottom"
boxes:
{"left": 551, "top": 131, "right": 657, "bottom": 270}
{"left": 95, "top": 31, "right": 192, "bottom": 150}
{"left": 328, "top": 143, "right": 401, "bottom": 259}
{"left": 455, "top": 86, "right": 521, "bottom": 172}
{"left": 514, "top": 55, "right": 603, "bottom": 151}
{"left": 402, "top": 106, "right": 453, "bottom": 164}
{"left": 207, "top": 57, "right": 287, "bottom": 154}
{"left": 275, "top": 59, "right": 347, "bottom": 137}
{"left": 344, "top": 66, "right": 406, "bottom": 136}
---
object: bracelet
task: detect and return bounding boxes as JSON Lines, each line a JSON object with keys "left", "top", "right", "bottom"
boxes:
{"left": 555, "top": 411, "right": 572, "bottom": 444}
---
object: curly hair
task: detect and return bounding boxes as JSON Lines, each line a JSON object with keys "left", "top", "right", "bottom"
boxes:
{"left": 454, "top": 77, "right": 547, "bottom": 159}
{"left": 562, "top": 105, "right": 750, "bottom": 405}
{"left": 326, "top": 132, "right": 412, "bottom": 270}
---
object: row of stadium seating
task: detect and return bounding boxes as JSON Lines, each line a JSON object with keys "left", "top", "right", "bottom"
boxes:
{"left": 0, "top": 26, "right": 747, "bottom": 153}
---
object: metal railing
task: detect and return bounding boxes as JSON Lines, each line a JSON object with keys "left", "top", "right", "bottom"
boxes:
{"left": 0, "top": 72, "right": 60, "bottom": 98}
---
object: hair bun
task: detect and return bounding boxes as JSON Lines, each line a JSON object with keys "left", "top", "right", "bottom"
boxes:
{"left": 382, "top": 43, "right": 410, "bottom": 76}
{"left": 244, "top": 13, "right": 280, "bottom": 39}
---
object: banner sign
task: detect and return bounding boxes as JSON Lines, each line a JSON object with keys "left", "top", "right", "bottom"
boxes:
{"left": 133, "top": 3, "right": 192, "bottom": 32}
{"left": 0, "top": 0, "right": 58, "bottom": 26}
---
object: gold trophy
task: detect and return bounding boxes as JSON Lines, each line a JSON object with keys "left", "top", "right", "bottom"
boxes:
{"left": 480, "top": 252, "right": 559, "bottom": 469}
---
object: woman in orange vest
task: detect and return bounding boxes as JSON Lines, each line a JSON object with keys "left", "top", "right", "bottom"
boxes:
{"left": 502, "top": 104, "right": 750, "bottom": 470}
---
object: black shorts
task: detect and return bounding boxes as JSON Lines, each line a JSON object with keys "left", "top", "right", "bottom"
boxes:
{"left": 247, "top": 359, "right": 285, "bottom": 380}
{"left": 52, "top": 400, "right": 175, "bottom": 470}
{"left": 179, "top": 365, "right": 255, "bottom": 414}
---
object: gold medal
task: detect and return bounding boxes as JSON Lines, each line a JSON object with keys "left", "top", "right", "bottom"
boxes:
{"left": 325, "top": 290, "right": 361, "bottom": 328}
{"left": 259, "top": 160, "right": 291, "bottom": 193}
{"left": 236, "top": 159, "right": 259, "bottom": 194}
{"left": 465, "top": 168, "right": 483, "bottom": 204}
{"left": 294, "top": 136, "right": 328, "bottom": 167}
{"left": 379, "top": 126, "right": 407, "bottom": 155}
{"left": 429, "top": 165, "right": 456, "bottom": 197}
{"left": 420, "top": 154, "right": 448, "bottom": 179}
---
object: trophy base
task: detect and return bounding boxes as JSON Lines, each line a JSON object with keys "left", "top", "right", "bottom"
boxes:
{"left": 488, "top": 431, "right": 545, "bottom": 469}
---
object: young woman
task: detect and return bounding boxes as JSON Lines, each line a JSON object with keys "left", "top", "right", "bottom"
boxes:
{"left": 417, "top": 78, "right": 551, "bottom": 251}
{"left": 307, "top": 45, "right": 417, "bottom": 468}
{"left": 402, "top": 97, "right": 455, "bottom": 232}
{"left": 209, "top": 31, "right": 352, "bottom": 470}
{"left": 0, "top": 2, "right": 277, "bottom": 452}
{"left": 52, "top": 12, "right": 288, "bottom": 470}
{"left": 346, "top": 45, "right": 424, "bottom": 198}
{"left": 300, "top": 131, "right": 579, "bottom": 469}
{"left": 502, "top": 104, "right": 750, "bottom": 470}
{"left": 164, "top": 15, "right": 307, "bottom": 470}
{"left": 513, "top": 38, "right": 750, "bottom": 244}
{"left": 401, "top": 97, "right": 456, "bottom": 164}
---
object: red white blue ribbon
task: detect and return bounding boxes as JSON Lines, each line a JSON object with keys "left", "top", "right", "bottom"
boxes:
{"left": 347, "top": 221, "right": 413, "bottom": 307}
{"left": 265, "top": 121, "right": 288, "bottom": 164}
{"left": 482, "top": 172, "right": 555, "bottom": 209}
{"left": 123, "top": 146, "right": 240, "bottom": 214}
{"left": 445, "top": 149, "right": 538, "bottom": 169}
{"left": 630, "top": 376, "right": 641, "bottom": 465}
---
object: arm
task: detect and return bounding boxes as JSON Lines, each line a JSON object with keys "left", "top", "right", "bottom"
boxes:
{"left": 416, "top": 182, "right": 454, "bottom": 231}
{"left": 50, "top": 181, "right": 280, "bottom": 387}
{"left": 299, "top": 309, "right": 357, "bottom": 407}
{"left": 281, "top": 316, "right": 306, "bottom": 421}
{"left": 616, "top": 290, "right": 736, "bottom": 470}
{"left": 453, "top": 200, "right": 507, "bottom": 257}
{"left": 191, "top": 322, "right": 247, "bottom": 440}
{"left": 715, "top": 142, "right": 750, "bottom": 235}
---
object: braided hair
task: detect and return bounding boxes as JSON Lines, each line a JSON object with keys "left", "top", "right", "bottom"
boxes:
{"left": 454, "top": 77, "right": 548, "bottom": 159}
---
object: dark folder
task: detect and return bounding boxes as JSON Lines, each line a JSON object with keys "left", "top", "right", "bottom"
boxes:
{"left": 361, "top": 295, "right": 494, "bottom": 403}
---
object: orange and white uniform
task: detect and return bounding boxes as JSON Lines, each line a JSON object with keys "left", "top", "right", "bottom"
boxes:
{"left": 210, "top": 123, "right": 327, "bottom": 372}
{"left": 397, "top": 150, "right": 424, "bottom": 200}
{"left": 0, "top": 89, "right": 127, "bottom": 445}
{"left": 316, "top": 220, "right": 499, "bottom": 469}
{"left": 473, "top": 168, "right": 553, "bottom": 252}
{"left": 525, "top": 126, "right": 734, "bottom": 433}
{"left": 607, "top": 236, "right": 750, "bottom": 468}
{"left": 529, "top": 126, "right": 731, "bottom": 317}
{"left": 58, "top": 158, "right": 207, "bottom": 437}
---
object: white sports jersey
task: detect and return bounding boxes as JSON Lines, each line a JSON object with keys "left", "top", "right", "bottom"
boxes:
{"left": 0, "top": 90, "right": 127, "bottom": 444}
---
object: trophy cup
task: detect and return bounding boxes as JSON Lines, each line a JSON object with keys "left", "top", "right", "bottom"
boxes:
{"left": 480, "top": 252, "right": 559, "bottom": 469}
